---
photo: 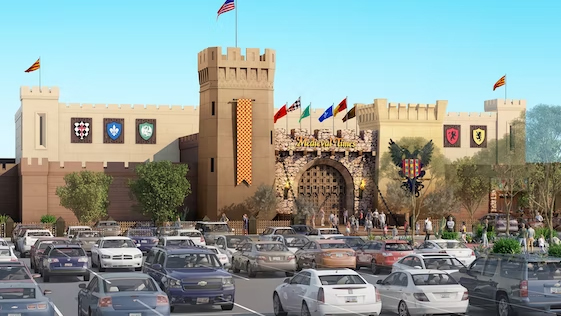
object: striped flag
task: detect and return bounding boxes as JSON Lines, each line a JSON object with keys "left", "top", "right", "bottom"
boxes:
{"left": 342, "top": 106, "right": 356, "bottom": 122}
{"left": 287, "top": 97, "right": 301, "bottom": 112}
{"left": 25, "top": 58, "right": 40, "bottom": 73}
{"left": 217, "top": 0, "right": 235, "bottom": 19}
{"left": 493, "top": 75, "right": 506, "bottom": 91}
{"left": 333, "top": 97, "right": 347, "bottom": 117}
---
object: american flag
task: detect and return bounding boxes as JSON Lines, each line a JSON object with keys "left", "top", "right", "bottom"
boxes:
{"left": 217, "top": 0, "right": 235, "bottom": 18}
{"left": 287, "top": 97, "right": 301, "bottom": 112}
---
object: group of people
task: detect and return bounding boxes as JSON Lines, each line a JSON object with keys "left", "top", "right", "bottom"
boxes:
{"left": 310, "top": 208, "right": 405, "bottom": 238}
{"left": 480, "top": 217, "right": 547, "bottom": 252}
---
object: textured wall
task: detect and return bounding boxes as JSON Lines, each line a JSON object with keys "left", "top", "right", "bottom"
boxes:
{"left": 0, "top": 163, "right": 19, "bottom": 220}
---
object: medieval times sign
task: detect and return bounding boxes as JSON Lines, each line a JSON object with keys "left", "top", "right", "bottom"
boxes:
{"left": 296, "top": 136, "right": 357, "bottom": 148}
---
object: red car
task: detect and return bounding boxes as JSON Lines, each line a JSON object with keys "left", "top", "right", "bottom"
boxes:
{"left": 355, "top": 240, "right": 414, "bottom": 274}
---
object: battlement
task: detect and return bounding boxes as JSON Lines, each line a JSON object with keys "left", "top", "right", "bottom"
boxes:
{"left": 20, "top": 86, "right": 60, "bottom": 100}
{"left": 58, "top": 103, "right": 199, "bottom": 114}
{"left": 360, "top": 99, "right": 448, "bottom": 122}
{"left": 197, "top": 47, "right": 275, "bottom": 71}
{"left": 446, "top": 112, "right": 497, "bottom": 118}
{"left": 179, "top": 134, "right": 199, "bottom": 143}
{"left": 484, "top": 99, "right": 526, "bottom": 112}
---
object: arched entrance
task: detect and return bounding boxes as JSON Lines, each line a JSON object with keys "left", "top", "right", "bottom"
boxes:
{"left": 295, "top": 159, "right": 354, "bottom": 215}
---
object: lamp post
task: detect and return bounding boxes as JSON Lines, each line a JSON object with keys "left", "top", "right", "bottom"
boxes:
{"left": 283, "top": 181, "right": 291, "bottom": 200}
{"left": 359, "top": 179, "right": 366, "bottom": 199}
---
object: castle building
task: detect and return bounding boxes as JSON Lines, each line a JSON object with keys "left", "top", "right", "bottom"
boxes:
{"left": 1, "top": 46, "right": 525, "bottom": 223}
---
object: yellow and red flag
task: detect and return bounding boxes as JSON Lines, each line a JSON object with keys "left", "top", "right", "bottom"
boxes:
{"left": 493, "top": 75, "right": 506, "bottom": 91}
{"left": 333, "top": 97, "right": 347, "bottom": 117}
{"left": 25, "top": 58, "right": 40, "bottom": 73}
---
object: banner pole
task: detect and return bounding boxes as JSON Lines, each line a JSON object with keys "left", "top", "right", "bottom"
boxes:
{"left": 285, "top": 102, "right": 288, "bottom": 134}
{"left": 504, "top": 73, "right": 507, "bottom": 103}
{"left": 39, "top": 57, "right": 42, "bottom": 91}
{"left": 356, "top": 104, "right": 358, "bottom": 134}
{"left": 235, "top": 0, "right": 238, "bottom": 47}
{"left": 310, "top": 103, "right": 312, "bottom": 134}
{"left": 299, "top": 98, "right": 302, "bottom": 130}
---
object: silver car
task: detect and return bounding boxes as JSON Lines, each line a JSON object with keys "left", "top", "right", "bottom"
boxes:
{"left": 72, "top": 231, "right": 103, "bottom": 252}
{"left": 232, "top": 241, "right": 296, "bottom": 277}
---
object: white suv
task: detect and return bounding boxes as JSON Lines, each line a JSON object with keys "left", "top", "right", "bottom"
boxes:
{"left": 19, "top": 229, "right": 53, "bottom": 256}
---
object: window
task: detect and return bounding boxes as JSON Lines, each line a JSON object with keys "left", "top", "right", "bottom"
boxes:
{"left": 255, "top": 243, "right": 289, "bottom": 252}
{"left": 319, "top": 274, "right": 366, "bottom": 285}
{"left": 527, "top": 260, "right": 561, "bottom": 280}
{"left": 469, "top": 258, "right": 485, "bottom": 274}
{"left": 396, "top": 273, "right": 409, "bottom": 287}
{"left": 422, "top": 257, "right": 465, "bottom": 270}
{"left": 319, "top": 243, "right": 350, "bottom": 249}
{"left": 37, "top": 113, "right": 46, "bottom": 147}
{"left": 412, "top": 273, "right": 458, "bottom": 286}
{"left": 145, "top": 250, "right": 158, "bottom": 264}
{"left": 49, "top": 248, "right": 86, "bottom": 257}
{"left": 103, "top": 278, "right": 158, "bottom": 293}
{"left": 156, "top": 252, "right": 166, "bottom": 265}
{"left": 165, "top": 253, "right": 221, "bottom": 268}
{"left": 290, "top": 274, "right": 304, "bottom": 285}
{"left": 211, "top": 101, "right": 215, "bottom": 116}
{"left": 87, "top": 277, "right": 99, "bottom": 292}
{"left": 210, "top": 158, "right": 214, "bottom": 172}
{"left": 270, "top": 130, "right": 273, "bottom": 144}
{"left": 385, "top": 243, "right": 413, "bottom": 251}
{"left": 483, "top": 258, "right": 499, "bottom": 277}
{"left": 381, "top": 273, "right": 397, "bottom": 285}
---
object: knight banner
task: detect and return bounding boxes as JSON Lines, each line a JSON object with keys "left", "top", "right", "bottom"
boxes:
{"left": 236, "top": 99, "right": 253, "bottom": 185}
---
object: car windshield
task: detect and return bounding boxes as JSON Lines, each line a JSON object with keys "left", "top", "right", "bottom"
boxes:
{"left": 319, "top": 274, "right": 366, "bottom": 285}
{"left": 423, "top": 257, "right": 465, "bottom": 269}
{"left": 201, "top": 224, "right": 230, "bottom": 232}
{"left": 28, "top": 231, "right": 50, "bottom": 237}
{"left": 319, "top": 229, "right": 338, "bottom": 234}
{"left": 102, "top": 240, "right": 137, "bottom": 248}
{"left": 49, "top": 248, "right": 86, "bottom": 257}
{"left": 0, "top": 287, "right": 36, "bottom": 299}
{"left": 385, "top": 243, "right": 413, "bottom": 251}
{"left": 207, "top": 248, "right": 220, "bottom": 254}
{"left": 336, "top": 238, "right": 365, "bottom": 247}
{"left": 319, "top": 243, "right": 349, "bottom": 249}
{"left": 435, "top": 242, "right": 467, "bottom": 249}
{"left": 274, "top": 229, "right": 295, "bottom": 235}
{"left": 226, "top": 237, "right": 249, "bottom": 248}
{"left": 178, "top": 231, "right": 201, "bottom": 237}
{"left": 165, "top": 253, "right": 221, "bottom": 268}
{"left": 412, "top": 273, "right": 458, "bottom": 285}
{"left": 98, "top": 222, "right": 119, "bottom": 227}
{"left": 39, "top": 240, "right": 67, "bottom": 249}
{"left": 0, "top": 267, "right": 31, "bottom": 280}
{"left": 77, "top": 231, "right": 102, "bottom": 238}
{"left": 103, "top": 278, "right": 157, "bottom": 293}
{"left": 0, "top": 250, "right": 10, "bottom": 256}
{"left": 285, "top": 237, "right": 308, "bottom": 248}
{"left": 255, "top": 244, "right": 288, "bottom": 252}
{"left": 292, "top": 226, "right": 308, "bottom": 232}
{"left": 166, "top": 239, "right": 195, "bottom": 247}
{"left": 128, "top": 229, "right": 155, "bottom": 237}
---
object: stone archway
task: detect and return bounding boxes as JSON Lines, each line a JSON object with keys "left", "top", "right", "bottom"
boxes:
{"left": 293, "top": 158, "right": 354, "bottom": 215}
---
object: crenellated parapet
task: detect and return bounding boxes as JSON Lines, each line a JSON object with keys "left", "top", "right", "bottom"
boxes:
{"left": 58, "top": 102, "right": 199, "bottom": 114}
{"left": 446, "top": 112, "right": 497, "bottom": 118}
{"left": 20, "top": 86, "right": 60, "bottom": 100}
{"left": 484, "top": 99, "right": 526, "bottom": 112}
{"left": 18, "top": 157, "right": 145, "bottom": 176}
{"left": 178, "top": 133, "right": 199, "bottom": 150}
{"left": 358, "top": 98, "right": 448, "bottom": 122}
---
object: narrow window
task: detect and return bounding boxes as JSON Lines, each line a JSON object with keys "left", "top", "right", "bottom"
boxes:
{"left": 210, "top": 158, "right": 215, "bottom": 172}
{"left": 510, "top": 125, "right": 515, "bottom": 150}
{"left": 211, "top": 101, "right": 215, "bottom": 116}
{"left": 39, "top": 115, "right": 44, "bottom": 146}
{"left": 270, "top": 130, "right": 273, "bottom": 144}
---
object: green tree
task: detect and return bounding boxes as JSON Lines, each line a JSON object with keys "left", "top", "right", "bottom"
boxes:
{"left": 421, "top": 184, "right": 460, "bottom": 219}
{"left": 245, "top": 184, "right": 279, "bottom": 219}
{"left": 451, "top": 156, "right": 490, "bottom": 223}
{"left": 527, "top": 163, "right": 561, "bottom": 240}
{"left": 293, "top": 196, "right": 316, "bottom": 225}
{"left": 383, "top": 180, "right": 412, "bottom": 214}
{"left": 56, "top": 171, "right": 113, "bottom": 223}
{"left": 128, "top": 161, "right": 191, "bottom": 223}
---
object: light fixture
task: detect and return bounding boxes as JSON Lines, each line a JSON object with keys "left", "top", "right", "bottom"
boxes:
{"left": 359, "top": 179, "right": 366, "bottom": 199}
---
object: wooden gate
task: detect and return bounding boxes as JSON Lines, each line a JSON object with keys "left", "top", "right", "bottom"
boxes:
{"left": 298, "top": 164, "right": 346, "bottom": 215}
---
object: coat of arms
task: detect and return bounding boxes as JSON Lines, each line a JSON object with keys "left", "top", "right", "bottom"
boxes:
{"left": 74, "top": 121, "right": 90, "bottom": 139}
{"left": 446, "top": 127, "right": 459, "bottom": 145}
{"left": 138, "top": 122, "right": 153, "bottom": 140}
{"left": 472, "top": 127, "right": 485, "bottom": 146}
{"left": 106, "top": 122, "right": 122, "bottom": 140}
{"left": 389, "top": 139, "right": 434, "bottom": 197}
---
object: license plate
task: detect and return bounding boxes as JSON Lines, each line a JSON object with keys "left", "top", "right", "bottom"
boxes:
{"left": 272, "top": 257, "right": 281, "bottom": 261}
{"left": 196, "top": 297, "right": 209, "bottom": 304}
{"left": 8, "top": 314, "right": 21, "bottom": 316}
{"left": 141, "top": 240, "right": 147, "bottom": 243}
{"left": 129, "top": 314, "right": 141, "bottom": 316}
{"left": 64, "top": 263, "right": 73, "bottom": 267}
{"left": 551, "top": 287, "right": 561, "bottom": 294}
{"left": 336, "top": 253, "right": 343, "bottom": 257}
{"left": 441, "top": 293, "right": 450, "bottom": 298}
{"left": 345, "top": 296, "right": 357, "bottom": 303}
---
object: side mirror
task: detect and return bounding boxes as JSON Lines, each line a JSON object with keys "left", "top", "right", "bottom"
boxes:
{"left": 136, "top": 244, "right": 141, "bottom": 247}
{"left": 218, "top": 244, "right": 225, "bottom": 249}
{"left": 78, "top": 283, "right": 87, "bottom": 289}
{"left": 459, "top": 267, "right": 467, "bottom": 273}
{"left": 32, "top": 274, "right": 40, "bottom": 279}
{"left": 283, "top": 277, "right": 290, "bottom": 284}
{"left": 93, "top": 244, "right": 98, "bottom": 247}
{"left": 376, "top": 280, "right": 383, "bottom": 284}
{"left": 43, "top": 290, "right": 52, "bottom": 295}
{"left": 152, "top": 264, "right": 162, "bottom": 270}
{"left": 413, "top": 266, "right": 422, "bottom": 269}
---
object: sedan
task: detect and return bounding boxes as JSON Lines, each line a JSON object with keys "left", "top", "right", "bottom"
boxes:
{"left": 273, "top": 268, "right": 381, "bottom": 316}
{"left": 123, "top": 229, "right": 160, "bottom": 253}
{"left": 78, "top": 272, "right": 170, "bottom": 316}
{"left": 232, "top": 241, "right": 296, "bottom": 277}
{"left": 0, "top": 283, "right": 55, "bottom": 316}
{"left": 415, "top": 239, "right": 476, "bottom": 266}
{"left": 392, "top": 253, "right": 466, "bottom": 277}
{"left": 376, "top": 269, "right": 468, "bottom": 316}
{"left": 205, "top": 245, "right": 231, "bottom": 268}
{"left": 295, "top": 240, "right": 356, "bottom": 270}
{"left": 72, "top": 230, "right": 103, "bottom": 252}
{"left": 0, "top": 245, "right": 18, "bottom": 262}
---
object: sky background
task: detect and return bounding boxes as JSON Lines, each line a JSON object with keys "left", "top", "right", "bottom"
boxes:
{"left": 0, "top": 0, "right": 559, "bottom": 157}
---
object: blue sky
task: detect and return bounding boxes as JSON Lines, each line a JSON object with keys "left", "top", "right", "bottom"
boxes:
{"left": 0, "top": 0, "right": 559, "bottom": 157}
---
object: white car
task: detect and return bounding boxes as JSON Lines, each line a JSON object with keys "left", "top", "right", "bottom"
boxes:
{"left": 91, "top": 237, "right": 143, "bottom": 272}
{"left": 64, "top": 225, "right": 92, "bottom": 239}
{"left": 269, "top": 235, "right": 310, "bottom": 253}
{"left": 272, "top": 268, "right": 382, "bottom": 316}
{"left": 18, "top": 229, "right": 53, "bottom": 256}
{"left": 392, "top": 253, "right": 466, "bottom": 277}
{"left": 215, "top": 235, "right": 252, "bottom": 262}
{"left": 0, "top": 246, "right": 18, "bottom": 262}
{"left": 156, "top": 236, "right": 195, "bottom": 247}
{"left": 173, "top": 229, "right": 206, "bottom": 246}
{"left": 307, "top": 228, "right": 344, "bottom": 240}
{"left": 259, "top": 227, "right": 297, "bottom": 241}
{"left": 205, "top": 245, "right": 231, "bottom": 268}
{"left": 376, "top": 269, "right": 469, "bottom": 315}
{"left": 415, "top": 239, "right": 476, "bottom": 266}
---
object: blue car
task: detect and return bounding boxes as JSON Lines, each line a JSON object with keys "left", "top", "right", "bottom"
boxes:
{"left": 39, "top": 243, "right": 90, "bottom": 282}
{"left": 0, "top": 283, "right": 55, "bottom": 316}
{"left": 143, "top": 246, "right": 235, "bottom": 312}
{"left": 124, "top": 229, "right": 159, "bottom": 253}
{"left": 77, "top": 272, "right": 170, "bottom": 316}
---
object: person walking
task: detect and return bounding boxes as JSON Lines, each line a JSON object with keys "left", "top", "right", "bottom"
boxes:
{"left": 424, "top": 217, "right": 433, "bottom": 241}
{"left": 446, "top": 216, "right": 455, "bottom": 232}
{"left": 365, "top": 218, "right": 373, "bottom": 237}
{"left": 345, "top": 221, "right": 351, "bottom": 236}
{"left": 527, "top": 225, "right": 536, "bottom": 253}
{"left": 519, "top": 223, "right": 528, "bottom": 253}
{"left": 373, "top": 209, "right": 379, "bottom": 229}
{"left": 392, "top": 226, "right": 398, "bottom": 239}
{"left": 220, "top": 213, "right": 229, "bottom": 222}
{"left": 482, "top": 219, "right": 489, "bottom": 247}
{"left": 460, "top": 222, "right": 467, "bottom": 243}
{"left": 311, "top": 212, "right": 316, "bottom": 229}
{"left": 538, "top": 235, "right": 546, "bottom": 253}
{"left": 242, "top": 214, "right": 249, "bottom": 235}
{"left": 319, "top": 208, "right": 325, "bottom": 227}
{"left": 343, "top": 209, "right": 348, "bottom": 225}
{"left": 404, "top": 220, "right": 409, "bottom": 238}
{"left": 379, "top": 212, "right": 387, "bottom": 230}
{"left": 383, "top": 224, "right": 388, "bottom": 238}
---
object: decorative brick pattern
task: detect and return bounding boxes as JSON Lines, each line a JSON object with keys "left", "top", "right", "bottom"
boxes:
{"left": 135, "top": 119, "right": 157, "bottom": 144}
{"left": 470, "top": 125, "right": 487, "bottom": 148}
{"left": 443, "top": 125, "right": 461, "bottom": 147}
{"left": 70, "top": 118, "right": 92, "bottom": 144}
{"left": 236, "top": 99, "right": 253, "bottom": 185}
{"left": 103, "top": 118, "right": 125, "bottom": 144}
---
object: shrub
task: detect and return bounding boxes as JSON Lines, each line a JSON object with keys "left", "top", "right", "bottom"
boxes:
{"left": 441, "top": 231, "right": 459, "bottom": 240}
{"left": 0, "top": 215, "right": 9, "bottom": 223}
{"left": 549, "top": 244, "right": 561, "bottom": 257}
{"left": 535, "top": 227, "right": 554, "bottom": 240}
{"left": 492, "top": 238, "right": 522, "bottom": 254}
{"left": 40, "top": 214, "right": 57, "bottom": 224}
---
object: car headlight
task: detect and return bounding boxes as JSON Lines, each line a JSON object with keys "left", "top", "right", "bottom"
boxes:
{"left": 222, "top": 277, "right": 234, "bottom": 286}
{"left": 134, "top": 254, "right": 142, "bottom": 259}
{"left": 101, "top": 255, "right": 110, "bottom": 259}
{"left": 168, "top": 279, "right": 181, "bottom": 288}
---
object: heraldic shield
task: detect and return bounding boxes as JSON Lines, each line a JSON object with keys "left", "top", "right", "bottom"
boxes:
{"left": 402, "top": 158, "right": 421, "bottom": 179}
{"left": 106, "top": 121, "right": 122, "bottom": 140}
{"left": 473, "top": 128, "right": 485, "bottom": 145}
{"left": 139, "top": 122, "right": 154, "bottom": 140}
{"left": 446, "top": 127, "right": 459, "bottom": 145}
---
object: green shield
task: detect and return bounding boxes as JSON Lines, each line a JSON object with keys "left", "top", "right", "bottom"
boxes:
{"left": 139, "top": 122, "right": 154, "bottom": 140}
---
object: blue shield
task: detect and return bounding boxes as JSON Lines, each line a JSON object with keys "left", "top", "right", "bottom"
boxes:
{"left": 106, "top": 122, "right": 122, "bottom": 140}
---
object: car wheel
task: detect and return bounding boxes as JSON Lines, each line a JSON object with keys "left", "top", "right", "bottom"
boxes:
{"left": 83, "top": 273, "right": 90, "bottom": 281}
{"left": 232, "top": 261, "right": 240, "bottom": 273}
{"left": 135, "top": 267, "right": 142, "bottom": 271}
{"left": 221, "top": 304, "right": 234, "bottom": 310}
{"left": 311, "top": 260, "right": 317, "bottom": 269}
{"left": 371, "top": 260, "right": 379, "bottom": 274}
{"left": 398, "top": 300, "right": 410, "bottom": 316}
{"left": 273, "top": 292, "right": 288, "bottom": 316}
{"left": 497, "top": 294, "right": 516, "bottom": 316}
{"left": 301, "top": 302, "right": 311, "bottom": 316}
{"left": 98, "top": 257, "right": 106, "bottom": 272}
{"left": 247, "top": 262, "right": 257, "bottom": 278}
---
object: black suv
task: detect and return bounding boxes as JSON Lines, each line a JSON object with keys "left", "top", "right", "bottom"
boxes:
{"left": 456, "top": 253, "right": 561, "bottom": 316}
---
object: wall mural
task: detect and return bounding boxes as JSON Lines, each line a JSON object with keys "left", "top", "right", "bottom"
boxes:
{"left": 136, "top": 119, "right": 157, "bottom": 144}
{"left": 470, "top": 125, "right": 487, "bottom": 148}
{"left": 71, "top": 118, "right": 92, "bottom": 144}
{"left": 104, "top": 118, "right": 125, "bottom": 144}
{"left": 443, "top": 125, "right": 461, "bottom": 148}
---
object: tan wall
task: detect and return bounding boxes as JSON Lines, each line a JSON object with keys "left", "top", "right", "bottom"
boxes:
{"left": 0, "top": 163, "right": 19, "bottom": 220}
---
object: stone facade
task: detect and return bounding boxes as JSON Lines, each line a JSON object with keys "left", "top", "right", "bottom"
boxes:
{"left": 274, "top": 128, "right": 377, "bottom": 215}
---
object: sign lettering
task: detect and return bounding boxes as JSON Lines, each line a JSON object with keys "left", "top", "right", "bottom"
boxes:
{"left": 295, "top": 136, "right": 357, "bottom": 149}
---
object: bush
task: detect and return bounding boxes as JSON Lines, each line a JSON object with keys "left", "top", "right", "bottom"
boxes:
{"left": 492, "top": 238, "right": 522, "bottom": 254}
{"left": 441, "top": 231, "right": 459, "bottom": 240}
{"left": 549, "top": 244, "right": 561, "bottom": 257}
{"left": 40, "top": 214, "right": 57, "bottom": 224}
{"left": 535, "top": 227, "right": 554, "bottom": 240}
{"left": 0, "top": 215, "right": 9, "bottom": 223}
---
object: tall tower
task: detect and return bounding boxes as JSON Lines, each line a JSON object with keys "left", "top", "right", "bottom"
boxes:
{"left": 197, "top": 47, "right": 276, "bottom": 219}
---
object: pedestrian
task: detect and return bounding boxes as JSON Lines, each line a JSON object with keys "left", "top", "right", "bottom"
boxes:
{"left": 538, "top": 235, "right": 546, "bottom": 253}
{"left": 392, "top": 225, "right": 398, "bottom": 239}
{"left": 482, "top": 219, "right": 489, "bottom": 247}
{"left": 460, "top": 222, "right": 467, "bottom": 243}
{"left": 343, "top": 209, "right": 348, "bottom": 225}
{"left": 446, "top": 216, "right": 455, "bottom": 232}
{"left": 379, "top": 212, "right": 386, "bottom": 230}
{"left": 373, "top": 209, "right": 379, "bottom": 229}
{"left": 536, "top": 212, "right": 543, "bottom": 223}
{"left": 220, "top": 212, "right": 229, "bottom": 222}
{"left": 329, "top": 212, "right": 335, "bottom": 227}
{"left": 424, "top": 217, "right": 433, "bottom": 241}
{"left": 346, "top": 221, "right": 351, "bottom": 236}
{"left": 416, "top": 222, "right": 420, "bottom": 235}
{"left": 527, "top": 225, "right": 535, "bottom": 253}
{"left": 404, "top": 220, "right": 409, "bottom": 238}
{"left": 333, "top": 214, "right": 339, "bottom": 230}
{"left": 311, "top": 212, "right": 316, "bottom": 229}
{"left": 518, "top": 223, "right": 528, "bottom": 253}
{"left": 365, "top": 218, "right": 373, "bottom": 237}
{"left": 175, "top": 216, "right": 182, "bottom": 228}
{"left": 383, "top": 224, "right": 388, "bottom": 238}
{"left": 242, "top": 214, "right": 249, "bottom": 235}
{"left": 319, "top": 208, "right": 325, "bottom": 227}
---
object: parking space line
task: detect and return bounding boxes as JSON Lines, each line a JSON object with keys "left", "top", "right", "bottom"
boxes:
{"left": 50, "top": 302, "right": 64, "bottom": 316}
{"left": 233, "top": 303, "right": 267, "bottom": 316}
{"left": 229, "top": 272, "right": 250, "bottom": 281}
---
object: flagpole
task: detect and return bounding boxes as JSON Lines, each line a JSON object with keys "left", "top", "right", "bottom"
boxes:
{"left": 345, "top": 96, "right": 348, "bottom": 130}
{"left": 235, "top": 0, "right": 238, "bottom": 47}
{"left": 285, "top": 102, "right": 288, "bottom": 134}
{"left": 332, "top": 105, "right": 335, "bottom": 136}
{"left": 299, "top": 99, "right": 302, "bottom": 130}
{"left": 39, "top": 57, "right": 42, "bottom": 91}
{"left": 355, "top": 104, "right": 358, "bottom": 134}
{"left": 504, "top": 73, "right": 507, "bottom": 103}
{"left": 309, "top": 103, "right": 312, "bottom": 134}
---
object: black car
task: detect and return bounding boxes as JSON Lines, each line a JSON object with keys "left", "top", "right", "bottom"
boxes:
{"left": 291, "top": 225, "right": 313, "bottom": 235}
